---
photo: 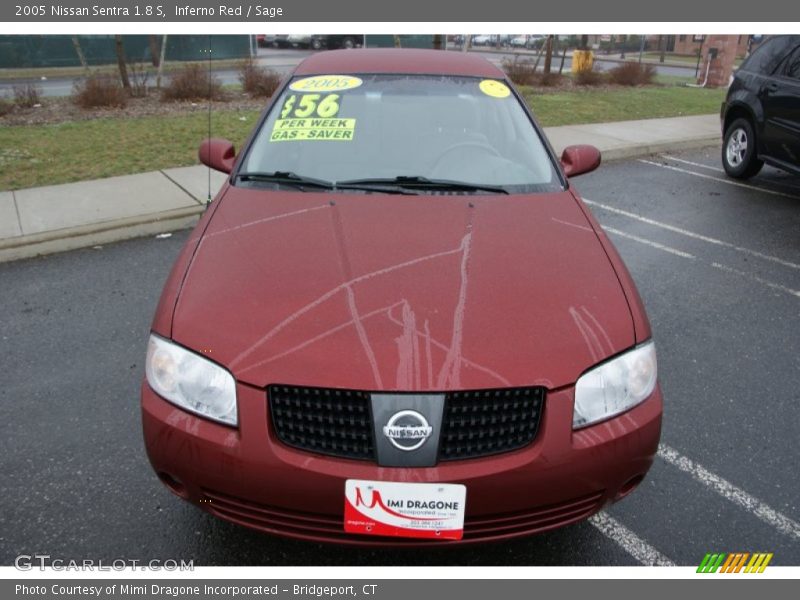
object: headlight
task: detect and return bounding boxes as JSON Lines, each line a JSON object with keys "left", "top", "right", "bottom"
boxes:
{"left": 573, "top": 341, "right": 657, "bottom": 429}
{"left": 145, "top": 333, "right": 237, "bottom": 426}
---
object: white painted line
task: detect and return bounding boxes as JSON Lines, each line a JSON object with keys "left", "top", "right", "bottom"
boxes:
{"left": 710, "top": 262, "right": 800, "bottom": 298}
{"left": 661, "top": 154, "right": 800, "bottom": 192}
{"left": 658, "top": 444, "right": 800, "bottom": 541}
{"left": 661, "top": 155, "right": 725, "bottom": 173}
{"left": 583, "top": 198, "right": 800, "bottom": 271}
{"left": 589, "top": 512, "right": 676, "bottom": 566}
{"left": 605, "top": 226, "right": 696, "bottom": 259}
{"left": 601, "top": 218, "right": 798, "bottom": 299}
{"left": 638, "top": 159, "right": 800, "bottom": 200}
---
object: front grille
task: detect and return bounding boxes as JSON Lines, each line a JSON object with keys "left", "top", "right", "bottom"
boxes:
{"left": 439, "top": 387, "right": 544, "bottom": 461}
{"left": 269, "top": 385, "right": 545, "bottom": 462}
{"left": 269, "top": 386, "right": 374, "bottom": 460}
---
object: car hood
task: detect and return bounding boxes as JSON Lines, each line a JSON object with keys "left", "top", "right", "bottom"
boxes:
{"left": 171, "top": 187, "right": 634, "bottom": 390}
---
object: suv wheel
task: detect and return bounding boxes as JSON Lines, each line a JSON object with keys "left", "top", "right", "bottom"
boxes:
{"left": 722, "top": 118, "right": 764, "bottom": 179}
{"left": 311, "top": 38, "right": 323, "bottom": 50}
{"left": 343, "top": 37, "right": 356, "bottom": 49}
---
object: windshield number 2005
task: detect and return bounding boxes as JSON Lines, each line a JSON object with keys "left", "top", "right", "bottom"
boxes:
{"left": 281, "top": 94, "right": 341, "bottom": 119}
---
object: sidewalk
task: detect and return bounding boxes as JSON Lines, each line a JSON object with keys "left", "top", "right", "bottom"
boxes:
{"left": 0, "top": 113, "right": 721, "bottom": 263}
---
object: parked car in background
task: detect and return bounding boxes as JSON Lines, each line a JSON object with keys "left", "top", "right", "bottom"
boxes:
{"left": 311, "top": 35, "right": 363, "bottom": 50}
{"left": 257, "top": 34, "right": 290, "bottom": 48}
{"left": 471, "top": 35, "right": 492, "bottom": 46}
{"left": 721, "top": 34, "right": 800, "bottom": 179}
{"left": 287, "top": 34, "right": 312, "bottom": 49}
{"left": 509, "top": 36, "right": 528, "bottom": 48}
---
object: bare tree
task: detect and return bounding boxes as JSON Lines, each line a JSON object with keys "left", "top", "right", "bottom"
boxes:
{"left": 148, "top": 35, "right": 161, "bottom": 67}
{"left": 114, "top": 35, "right": 131, "bottom": 93}
{"left": 71, "top": 36, "right": 90, "bottom": 75}
{"left": 658, "top": 35, "right": 666, "bottom": 63}
{"left": 543, "top": 35, "right": 554, "bottom": 74}
{"left": 156, "top": 35, "right": 168, "bottom": 89}
{"left": 393, "top": 35, "right": 402, "bottom": 48}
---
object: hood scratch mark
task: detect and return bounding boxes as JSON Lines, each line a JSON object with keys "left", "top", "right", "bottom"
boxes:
{"left": 436, "top": 224, "right": 473, "bottom": 388}
{"left": 247, "top": 301, "right": 406, "bottom": 369}
{"left": 205, "top": 204, "right": 331, "bottom": 240}
{"left": 386, "top": 300, "right": 510, "bottom": 387}
{"left": 394, "top": 301, "right": 417, "bottom": 389}
{"left": 551, "top": 217, "right": 593, "bottom": 233}
{"left": 580, "top": 306, "right": 614, "bottom": 353}
{"left": 344, "top": 285, "right": 383, "bottom": 388}
{"left": 233, "top": 237, "right": 469, "bottom": 369}
{"left": 569, "top": 306, "right": 603, "bottom": 362}
{"left": 423, "top": 319, "right": 433, "bottom": 389}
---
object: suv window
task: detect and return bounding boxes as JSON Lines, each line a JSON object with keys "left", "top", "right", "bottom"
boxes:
{"left": 779, "top": 44, "right": 800, "bottom": 80}
{"left": 741, "top": 36, "right": 796, "bottom": 75}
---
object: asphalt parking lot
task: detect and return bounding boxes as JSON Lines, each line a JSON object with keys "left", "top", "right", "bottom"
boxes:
{"left": 1, "top": 146, "right": 798, "bottom": 567}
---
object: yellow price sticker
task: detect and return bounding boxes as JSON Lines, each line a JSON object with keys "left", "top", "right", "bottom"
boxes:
{"left": 479, "top": 79, "right": 511, "bottom": 99}
{"left": 289, "top": 75, "right": 363, "bottom": 93}
{"left": 270, "top": 118, "right": 357, "bottom": 142}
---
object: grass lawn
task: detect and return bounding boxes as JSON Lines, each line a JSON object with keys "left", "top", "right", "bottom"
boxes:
{"left": 521, "top": 85, "right": 725, "bottom": 127}
{"left": 0, "top": 85, "right": 726, "bottom": 191}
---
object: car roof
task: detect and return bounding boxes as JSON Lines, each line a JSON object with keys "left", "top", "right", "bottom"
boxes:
{"left": 293, "top": 48, "right": 506, "bottom": 78}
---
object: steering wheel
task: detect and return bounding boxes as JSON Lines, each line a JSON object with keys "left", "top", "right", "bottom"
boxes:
{"left": 431, "top": 141, "right": 503, "bottom": 174}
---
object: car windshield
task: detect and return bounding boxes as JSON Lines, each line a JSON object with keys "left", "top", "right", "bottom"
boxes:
{"left": 239, "top": 74, "right": 562, "bottom": 194}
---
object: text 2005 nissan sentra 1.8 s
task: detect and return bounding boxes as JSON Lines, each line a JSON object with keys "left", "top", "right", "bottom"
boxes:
{"left": 142, "top": 49, "right": 662, "bottom": 545}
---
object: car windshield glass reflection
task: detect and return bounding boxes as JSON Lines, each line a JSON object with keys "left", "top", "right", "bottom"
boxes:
{"left": 241, "top": 74, "right": 562, "bottom": 194}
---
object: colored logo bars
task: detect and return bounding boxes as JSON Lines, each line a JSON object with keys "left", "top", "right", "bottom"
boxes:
{"left": 697, "top": 553, "right": 773, "bottom": 573}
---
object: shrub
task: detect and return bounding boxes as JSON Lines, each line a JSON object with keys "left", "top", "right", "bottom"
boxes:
{"left": 537, "top": 72, "right": 565, "bottom": 87}
{"left": 72, "top": 74, "right": 128, "bottom": 108}
{"left": 238, "top": 58, "right": 281, "bottom": 98}
{"left": 574, "top": 69, "right": 607, "bottom": 86}
{"left": 161, "top": 64, "right": 225, "bottom": 102}
{"left": 501, "top": 57, "right": 538, "bottom": 86}
{"left": 0, "top": 97, "right": 12, "bottom": 117}
{"left": 608, "top": 62, "right": 656, "bottom": 86}
{"left": 13, "top": 83, "right": 42, "bottom": 108}
{"left": 128, "top": 62, "right": 150, "bottom": 98}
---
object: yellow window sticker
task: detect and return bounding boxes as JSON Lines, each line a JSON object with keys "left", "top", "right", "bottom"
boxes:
{"left": 289, "top": 75, "right": 363, "bottom": 93}
{"left": 479, "top": 79, "right": 511, "bottom": 98}
{"left": 270, "top": 118, "right": 357, "bottom": 142}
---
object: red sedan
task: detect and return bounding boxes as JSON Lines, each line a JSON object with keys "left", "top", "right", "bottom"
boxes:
{"left": 142, "top": 49, "right": 662, "bottom": 545}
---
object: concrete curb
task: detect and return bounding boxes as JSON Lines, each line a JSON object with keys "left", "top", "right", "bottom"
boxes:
{"left": 0, "top": 205, "right": 204, "bottom": 264}
{"left": 599, "top": 136, "right": 720, "bottom": 162}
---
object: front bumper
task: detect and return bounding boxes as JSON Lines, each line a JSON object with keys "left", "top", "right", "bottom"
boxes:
{"left": 141, "top": 381, "right": 662, "bottom": 545}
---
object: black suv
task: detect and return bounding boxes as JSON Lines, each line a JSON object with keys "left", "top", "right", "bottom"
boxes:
{"left": 721, "top": 35, "right": 800, "bottom": 179}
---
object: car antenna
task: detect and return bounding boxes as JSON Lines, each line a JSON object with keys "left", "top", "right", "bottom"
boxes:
{"left": 206, "top": 34, "right": 212, "bottom": 208}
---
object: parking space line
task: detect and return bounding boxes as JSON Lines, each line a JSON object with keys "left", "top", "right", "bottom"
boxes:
{"left": 638, "top": 159, "right": 800, "bottom": 200}
{"left": 661, "top": 155, "right": 724, "bottom": 173}
{"left": 589, "top": 512, "right": 676, "bottom": 566}
{"left": 710, "top": 262, "right": 800, "bottom": 298}
{"left": 604, "top": 227, "right": 696, "bottom": 259}
{"left": 605, "top": 225, "right": 799, "bottom": 298}
{"left": 583, "top": 198, "right": 800, "bottom": 271}
{"left": 661, "top": 154, "right": 800, "bottom": 192}
{"left": 658, "top": 444, "right": 800, "bottom": 541}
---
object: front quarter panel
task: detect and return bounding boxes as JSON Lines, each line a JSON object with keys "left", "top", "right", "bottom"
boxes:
{"left": 569, "top": 190, "right": 652, "bottom": 344}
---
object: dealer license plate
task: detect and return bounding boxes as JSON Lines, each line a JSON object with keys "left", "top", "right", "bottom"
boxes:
{"left": 344, "top": 479, "right": 467, "bottom": 540}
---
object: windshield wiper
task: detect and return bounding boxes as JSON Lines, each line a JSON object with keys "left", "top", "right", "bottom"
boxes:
{"left": 236, "top": 171, "right": 417, "bottom": 194}
{"left": 236, "top": 171, "right": 335, "bottom": 190}
{"left": 336, "top": 176, "right": 510, "bottom": 195}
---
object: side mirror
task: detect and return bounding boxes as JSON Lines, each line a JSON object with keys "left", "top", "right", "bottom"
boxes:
{"left": 199, "top": 138, "right": 236, "bottom": 174}
{"left": 560, "top": 145, "right": 601, "bottom": 178}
